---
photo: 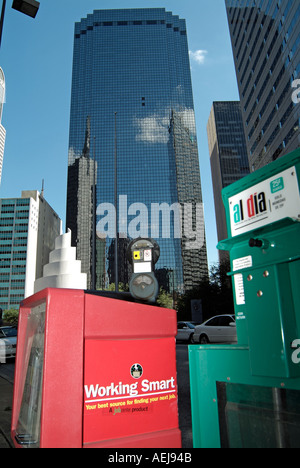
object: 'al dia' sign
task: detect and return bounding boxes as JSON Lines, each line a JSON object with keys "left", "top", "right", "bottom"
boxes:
{"left": 228, "top": 166, "right": 300, "bottom": 237}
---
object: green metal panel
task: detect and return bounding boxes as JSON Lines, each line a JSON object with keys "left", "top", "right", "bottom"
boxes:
{"left": 189, "top": 344, "right": 300, "bottom": 448}
{"left": 189, "top": 345, "right": 251, "bottom": 448}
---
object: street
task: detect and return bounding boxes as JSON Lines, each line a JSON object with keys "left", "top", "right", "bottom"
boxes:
{"left": 0, "top": 343, "right": 193, "bottom": 449}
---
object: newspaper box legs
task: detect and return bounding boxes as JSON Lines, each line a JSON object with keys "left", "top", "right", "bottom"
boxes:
{"left": 11, "top": 288, "right": 181, "bottom": 448}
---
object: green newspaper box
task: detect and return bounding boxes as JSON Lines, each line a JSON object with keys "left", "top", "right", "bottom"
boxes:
{"left": 189, "top": 148, "right": 300, "bottom": 448}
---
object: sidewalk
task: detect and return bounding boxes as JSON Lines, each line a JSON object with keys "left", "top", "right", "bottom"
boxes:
{"left": 0, "top": 375, "right": 13, "bottom": 448}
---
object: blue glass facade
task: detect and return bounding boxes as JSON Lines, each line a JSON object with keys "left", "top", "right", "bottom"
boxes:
{"left": 67, "top": 8, "right": 208, "bottom": 293}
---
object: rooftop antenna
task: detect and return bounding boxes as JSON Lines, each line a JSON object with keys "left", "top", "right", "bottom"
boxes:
{"left": 41, "top": 178, "right": 44, "bottom": 198}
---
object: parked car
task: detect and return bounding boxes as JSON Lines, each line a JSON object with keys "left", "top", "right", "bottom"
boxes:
{"left": 176, "top": 322, "right": 195, "bottom": 343}
{"left": 0, "top": 326, "right": 17, "bottom": 363}
{"left": 193, "top": 315, "right": 237, "bottom": 344}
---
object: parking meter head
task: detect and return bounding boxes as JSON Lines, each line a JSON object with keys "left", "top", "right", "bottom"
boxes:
{"left": 126, "top": 238, "right": 160, "bottom": 267}
{"left": 129, "top": 273, "right": 159, "bottom": 303}
{"left": 127, "top": 238, "right": 160, "bottom": 303}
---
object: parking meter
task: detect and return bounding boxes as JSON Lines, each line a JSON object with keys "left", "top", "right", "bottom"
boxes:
{"left": 127, "top": 238, "right": 160, "bottom": 303}
{"left": 189, "top": 148, "right": 300, "bottom": 448}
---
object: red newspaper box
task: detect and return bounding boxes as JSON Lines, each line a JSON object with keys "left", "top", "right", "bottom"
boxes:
{"left": 11, "top": 288, "right": 181, "bottom": 448}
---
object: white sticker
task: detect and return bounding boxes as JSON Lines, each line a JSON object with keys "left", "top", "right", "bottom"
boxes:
{"left": 143, "top": 249, "right": 152, "bottom": 261}
{"left": 233, "top": 255, "right": 253, "bottom": 272}
{"left": 133, "top": 262, "right": 152, "bottom": 273}
{"left": 236, "top": 311, "right": 246, "bottom": 320}
{"left": 234, "top": 274, "right": 245, "bottom": 305}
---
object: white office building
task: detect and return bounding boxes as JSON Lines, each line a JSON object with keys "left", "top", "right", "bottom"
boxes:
{"left": 0, "top": 190, "right": 62, "bottom": 310}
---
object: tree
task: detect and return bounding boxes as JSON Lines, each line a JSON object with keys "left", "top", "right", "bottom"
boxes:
{"left": 156, "top": 288, "right": 173, "bottom": 309}
{"left": 104, "top": 283, "right": 129, "bottom": 292}
{"left": 3, "top": 309, "right": 19, "bottom": 326}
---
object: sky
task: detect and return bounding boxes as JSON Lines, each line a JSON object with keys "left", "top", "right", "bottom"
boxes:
{"left": 0, "top": 0, "right": 240, "bottom": 267}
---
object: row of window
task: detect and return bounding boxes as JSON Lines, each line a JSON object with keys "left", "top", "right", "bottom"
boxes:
{"left": 0, "top": 219, "right": 28, "bottom": 225}
{"left": 0, "top": 294, "right": 24, "bottom": 300}
{"left": 0, "top": 271, "right": 25, "bottom": 277}
{"left": 76, "top": 20, "right": 186, "bottom": 38}
{"left": 0, "top": 200, "right": 29, "bottom": 207}
{"left": 0, "top": 286, "right": 24, "bottom": 293}
{"left": 0, "top": 209, "right": 29, "bottom": 215}
{"left": 0, "top": 277, "right": 24, "bottom": 283}
{"left": 0, "top": 266, "right": 26, "bottom": 271}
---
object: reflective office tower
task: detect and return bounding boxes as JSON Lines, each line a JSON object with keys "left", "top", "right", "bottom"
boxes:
{"left": 66, "top": 8, "right": 208, "bottom": 293}
{"left": 225, "top": 0, "right": 300, "bottom": 171}
{"left": 0, "top": 67, "right": 6, "bottom": 184}
{"left": 207, "top": 101, "right": 249, "bottom": 259}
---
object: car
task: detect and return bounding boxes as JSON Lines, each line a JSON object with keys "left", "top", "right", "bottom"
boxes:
{"left": 193, "top": 315, "right": 237, "bottom": 344}
{"left": 176, "top": 321, "right": 195, "bottom": 343}
{"left": 0, "top": 326, "right": 17, "bottom": 363}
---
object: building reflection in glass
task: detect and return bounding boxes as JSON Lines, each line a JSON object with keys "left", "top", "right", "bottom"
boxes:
{"left": 66, "top": 9, "right": 208, "bottom": 293}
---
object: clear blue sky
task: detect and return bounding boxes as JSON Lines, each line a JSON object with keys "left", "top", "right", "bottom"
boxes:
{"left": 0, "top": 0, "right": 239, "bottom": 267}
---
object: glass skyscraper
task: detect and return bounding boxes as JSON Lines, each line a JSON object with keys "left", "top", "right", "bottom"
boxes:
{"left": 225, "top": 0, "right": 300, "bottom": 171}
{"left": 66, "top": 8, "right": 208, "bottom": 293}
{"left": 207, "top": 101, "right": 249, "bottom": 258}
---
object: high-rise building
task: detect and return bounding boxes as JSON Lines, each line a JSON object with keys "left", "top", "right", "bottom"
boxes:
{"left": 0, "top": 191, "right": 62, "bottom": 310}
{"left": 225, "top": 0, "right": 300, "bottom": 171}
{"left": 66, "top": 8, "right": 208, "bottom": 293}
{"left": 0, "top": 67, "right": 6, "bottom": 184}
{"left": 207, "top": 101, "right": 249, "bottom": 254}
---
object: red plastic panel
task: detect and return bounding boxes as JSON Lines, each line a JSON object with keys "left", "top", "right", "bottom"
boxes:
{"left": 84, "top": 294, "right": 181, "bottom": 448}
{"left": 12, "top": 289, "right": 85, "bottom": 448}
